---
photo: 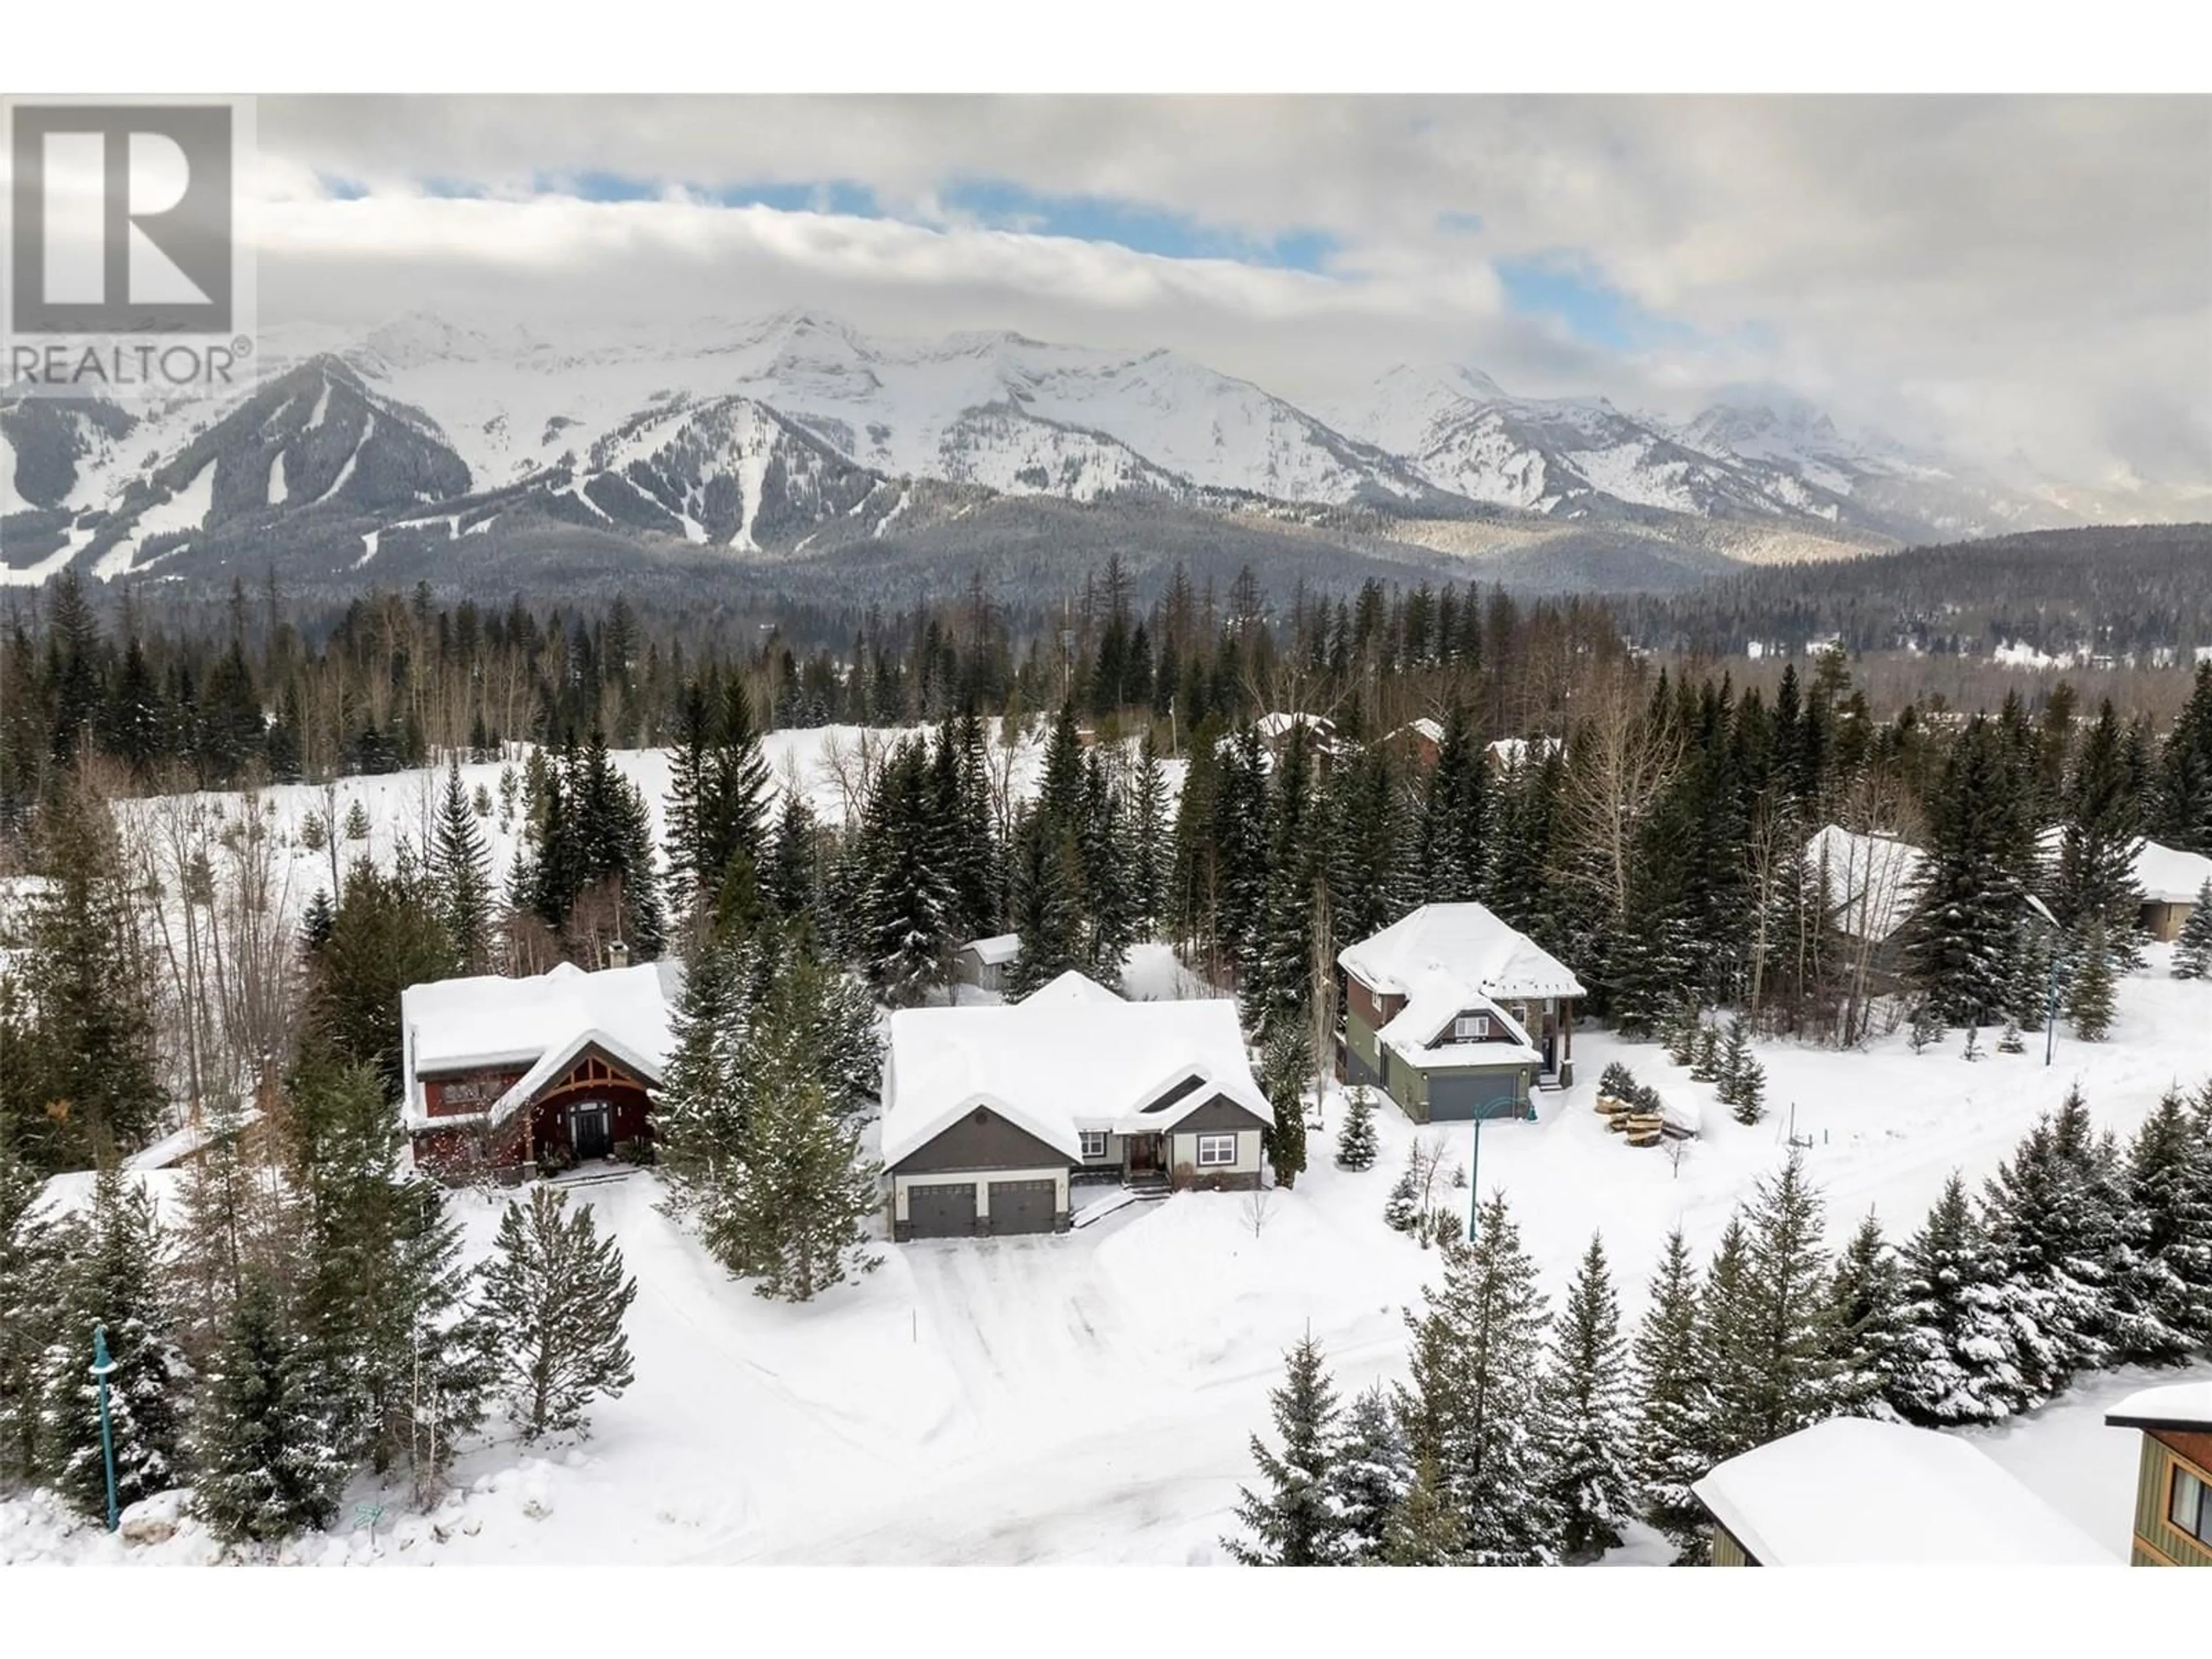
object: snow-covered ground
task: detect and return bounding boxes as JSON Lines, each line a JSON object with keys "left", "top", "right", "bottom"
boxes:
{"left": 5, "top": 941, "right": 2205, "bottom": 1567}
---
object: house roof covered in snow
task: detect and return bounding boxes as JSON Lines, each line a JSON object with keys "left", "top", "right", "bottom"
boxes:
{"left": 2133, "top": 839, "right": 2212, "bottom": 906}
{"left": 1691, "top": 1417, "right": 2115, "bottom": 1566}
{"left": 2105, "top": 1381, "right": 2212, "bottom": 1433}
{"left": 961, "top": 932, "right": 1022, "bottom": 967}
{"left": 1374, "top": 974, "right": 1542, "bottom": 1070}
{"left": 1805, "top": 823, "right": 1926, "bottom": 942}
{"left": 398, "top": 960, "right": 678, "bottom": 1131}
{"left": 1338, "top": 903, "right": 1584, "bottom": 1003}
{"left": 1485, "top": 736, "right": 1558, "bottom": 770}
{"left": 880, "top": 974, "right": 1271, "bottom": 1168}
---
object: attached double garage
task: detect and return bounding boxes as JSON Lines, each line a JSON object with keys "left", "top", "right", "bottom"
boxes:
{"left": 888, "top": 1105, "right": 1075, "bottom": 1241}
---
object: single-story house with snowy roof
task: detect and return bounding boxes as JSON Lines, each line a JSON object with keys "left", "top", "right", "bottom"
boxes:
{"left": 400, "top": 955, "right": 677, "bottom": 1177}
{"left": 2106, "top": 1381, "right": 2212, "bottom": 1566}
{"left": 1383, "top": 718, "right": 1445, "bottom": 772}
{"left": 2132, "top": 839, "right": 2212, "bottom": 942}
{"left": 1337, "top": 902, "right": 1584, "bottom": 1122}
{"left": 878, "top": 969, "right": 1272, "bottom": 1240}
{"left": 1693, "top": 1417, "right": 2114, "bottom": 1566}
{"left": 953, "top": 932, "right": 1022, "bottom": 995}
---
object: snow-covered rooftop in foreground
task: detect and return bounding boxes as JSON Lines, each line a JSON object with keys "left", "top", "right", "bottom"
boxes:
{"left": 2133, "top": 839, "right": 2212, "bottom": 906}
{"left": 880, "top": 974, "right": 1270, "bottom": 1166}
{"left": 1805, "top": 823, "right": 1926, "bottom": 941}
{"left": 1692, "top": 1417, "right": 2116, "bottom": 1566}
{"left": 2105, "top": 1381, "right": 2212, "bottom": 1431}
{"left": 1339, "top": 902, "right": 1584, "bottom": 1003}
{"left": 399, "top": 960, "right": 678, "bottom": 1130}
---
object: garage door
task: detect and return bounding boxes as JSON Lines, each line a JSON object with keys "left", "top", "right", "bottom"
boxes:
{"left": 987, "top": 1179, "right": 1057, "bottom": 1236}
{"left": 1427, "top": 1072, "right": 1525, "bottom": 1123}
{"left": 907, "top": 1183, "right": 977, "bottom": 1239}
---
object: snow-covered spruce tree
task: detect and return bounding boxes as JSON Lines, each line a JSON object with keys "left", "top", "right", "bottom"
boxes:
{"left": 1689, "top": 1022, "right": 1722, "bottom": 1082}
{"left": 1724, "top": 1152, "right": 1845, "bottom": 1449}
{"left": 766, "top": 790, "right": 821, "bottom": 922}
{"left": 294, "top": 1056, "right": 487, "bottom": 1485}
{"left": 1536, "top": 1234, "right": 1639, "bottom": 1562}
{"left": 0, "top": 1143, "right": 58, "bottom": 1488}
{"left": 1998, "top": 1018, "right": 2026, "bottom": 1054}
{"left": 1330, "top": 1382, "right": 1411, "bottom": 1562}
{"left": 192, "top": 1266, "right": 347, "bottom": 1546}
{"left": 37, "top": 1170, "right": 187, "bottom": 1520}
{"left": 1825, "top": 1211, "right": 1909, "bottom": 1419}
{"left": 1717, "top": 1017, "right": 1766, "bottom": 1126}
{"left": 2065, "top": 921, "right": 2116, "bottom": 1041}
{"left": 2051, "top": 699, "right": 2146, "bottom": 942}
{"left": 1632, "top": 1226, "right": 1715, "bottom": 1558}
{"left": 479, "top": 1186, "right": 637, "bottom": 1442}
{"left": 705, "top": 955, "right": 884, "bottom": 1302}
{"left": 652, "top": 927, "right": 759, "bottom": 1227}
{"left": 1981, "top": 1088, "right": 2118, "bottom": 1397}
{"left": 431, "top": 755, "right": 495, "bottom": 971}
{"left": 1395, "top": 1194, "right": 1556, "bottom": 1565}
{"left": 1257, "top": 1021, "right": 1310, "bottom": 1189}
{"left": 1663, "top": 1003, "right": 1700, "bottom": 1069}
{"left": 2172, "top": 880, "right": 2212, "bottom": 979}
{"left": 1689, "top": 1218, "right": 1759, "bottom": 1476}
{"left": 1900, "top": 714, "right": 2034, "bottom": 1026}
{"left": 1335, "top": 1087, "right": 1379, "bottom": 1172}
{"left": 2111, "top": 1088, "right": 2212, "bottom": 1362}
{"left": 1378, "top": 1455, "right": 1469, "bottom": 1566}
{"left": 1887, "top": 1173, "right": 2028, "bottom": 1425}
{"left": 343, "top": 800, "right": 372, "bottom": 842}
{"left": 1223, "top": 1331, "right": 1352, "bottom": 1566}
{"left": 1004, "top": 807, "right": 1085, "bottom": 999}
{"left": 1383, "top": 1164, "right": 1421, "bottom": 1234}
{"left": 1131, "top": 729, "right": 1170, "bottom": 935}
{"left": 1908, "top": 1000, "right": 1945, "bottom": 1054}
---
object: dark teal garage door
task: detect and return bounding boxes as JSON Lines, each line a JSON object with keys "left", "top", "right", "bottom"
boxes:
{"left": 1427, "top": 1072, "right": 1525, "bottom": 1123}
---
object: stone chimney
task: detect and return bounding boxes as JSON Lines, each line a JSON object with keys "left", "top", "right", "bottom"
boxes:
{"left": 605, "top": 937, "right": 630, "bottom": 972}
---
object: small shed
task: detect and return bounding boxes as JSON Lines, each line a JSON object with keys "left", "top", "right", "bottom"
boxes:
{"left": 2133, "top": 840, "right": 2212, "bottom": 942}
{"left": 955, "top": 933, "right": 1022, "bottom": 995}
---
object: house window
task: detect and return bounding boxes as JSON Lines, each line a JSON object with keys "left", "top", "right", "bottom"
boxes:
{"left": 1453, "top": 1014, "right": 1490, "bottom": 1041}
{"left": 1080, "top": 1130, "right": 1108, "bottom": 1160}
{"left": 2172, "top": 1466, "right": 2211, "bottom": 1544}
{"left": 1196, "top": 1133, "right": 1237, "bottom": 1168}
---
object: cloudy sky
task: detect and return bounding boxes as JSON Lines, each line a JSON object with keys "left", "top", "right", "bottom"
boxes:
{"left": 245, "top": 95, "right": 2211, "bottom": 486}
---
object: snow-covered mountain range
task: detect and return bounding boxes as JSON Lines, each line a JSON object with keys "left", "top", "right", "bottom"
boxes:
{"left": 2, "top": 306, "right": 2194, "bottom": 593}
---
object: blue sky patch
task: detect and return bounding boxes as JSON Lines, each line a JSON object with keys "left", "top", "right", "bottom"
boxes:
{"left": 1497, "top": 257, "right": 1686, "bottom": 350}
{"left": 941, "top": 180, "right": 1338, "bottom": 271}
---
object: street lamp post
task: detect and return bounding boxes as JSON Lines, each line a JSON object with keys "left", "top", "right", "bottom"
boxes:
{"left": 90, "top": 1323, "right": 119, "bottom": 1533}
{"left": 1467, "top": 1109, "right": 1483, "bottom": 1243}
{"left": 2021, "top": 893, "right": 2062, "bottom": 1069}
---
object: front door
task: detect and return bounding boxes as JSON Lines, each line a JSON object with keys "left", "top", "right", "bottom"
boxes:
{"left": 1127, "top": 1133, "right": 1161, "bottom": 1175}
{"left": 571, "top": 1103, "right": 613, "bottom": 1161}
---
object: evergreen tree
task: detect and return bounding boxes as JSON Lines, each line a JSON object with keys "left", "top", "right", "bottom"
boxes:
{"left": 0, "top": 1143, "right": 57, "bottom": 1487}
{"left": 1825, "top": 1211, "right": 1909, "bottom": 1419}
{"left": 1383, "top": 1162, "right": 1421, "bottom": 1234}
{"left": 192, "top": 1267, "right": 347, "bottom": 1545}
{"left": 1330, "top": 1383, "right": 1411, "bottom": 1562}
{"left": 2172, "top": 880, "right": 2212, "bottom": 979}
{"left": 2152, "top": 662, "right": 2212, "bottom": 854}
{"left": 1396, "top": 1195, "right": 1556, "bottom": 1565}
{"left": 1005, "top": 808, "right": 1084, "bottom": 998}
{"left": 1888, "top": 1173, "right": 2029, "bottom": 1425}
{"left": 1631, "top": 1228, "right": 1718, "bottom": 1562}
{"left": 2112, "top": 1088, "right": 2212, "bottom": 1362}
{"left": 1335, "top": 1086, "right": 1379, "bottom": 1172}
{"left": 1722, "top": 1154, "right": 1844, "bottom": 1449}
{"left": 1378, "top": 1455, "right": 1469, "bottom": 1566}
{"left": 37, "top": 1171, "right": 187, "bottom": 1519}
{"left": 479, "top": 1186, "right": 638, "bottom": 1442}
{"left": 766, "top": 790, "right": 821, "bottom": 922}
{"left": 1257, "top": 1021, "right": 1310, "bottom": 1189}
{"left": 1982, "top": 1088, "right": 2121, "bottom": 1394}
{"left": 1131, "top": 729, "right": 1169, "bottom": 935}
{"left": 431, "top": 756, "right": 495, "bottom": 971}
{"left": 1223, "top": 1331, "right": 1353, "bottom": 1566}
{"left": 309, "top": 860, "right": 456, "bottom": 1096}
{"left": 1536, "top": 1234, "right": 1639, "bottom": 1561}
{"left": 650, "top": 927, "right": 759, "bottom": 1226}
{"left": 2065, "top": 921, "right": 2116, "bottom": 1041}
{"left": 1900, "top": 715, "right": 2033, "bottom": 1025}
{"left": 1717, "top": 1016, "right": 1766, "bottom": 1126}
{"left": 2051, "top": 699, "right": 2146, "bottom": 937}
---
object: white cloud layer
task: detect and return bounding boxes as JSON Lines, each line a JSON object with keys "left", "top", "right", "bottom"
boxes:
{"left": 243, "top": 95, "right": 2211, "bottom": 485}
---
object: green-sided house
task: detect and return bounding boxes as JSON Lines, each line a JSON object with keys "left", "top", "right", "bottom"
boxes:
{"left": 1336, "top": 902, "right": 1584, "bottom": 1124}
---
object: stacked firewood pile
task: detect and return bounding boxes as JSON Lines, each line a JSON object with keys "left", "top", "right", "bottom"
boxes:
{"left": 1594, "top": 1062, "right": 1689, "bottom": 1148}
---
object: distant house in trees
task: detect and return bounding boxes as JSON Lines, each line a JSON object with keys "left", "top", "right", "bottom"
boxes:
{"left": 400, "top": 954, "right": 677, "bottom": 1179}
{"left": 954, "top": 933, "right": 1022, "bottom": 995}
{"left": 1484, "top": 735, "right": 1559, "bottom": 774}
{"left": 1249, "top": 711, "right": 1346, "bottom": 775}
{"left": 1382, "top": 717, "right": 1445, "bottom": 773}
{"left": 2132, "top": 840, "right": 2212, "bottom": 942}
{"left": 1692, "top": 1418, "right": 2113, "bottom": 1566}
{"left": 879, "top": 970, "right": 1272, "bottom": 1240}
{"left": 2105, "top": 1382, "right": 2212, "bottom": 1567}
{"left": 1338, "top": 902, "right": 1584, "bottom": 1121}
{"left": 1805, "top": 824, "right": 1926, "bottom": 946}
